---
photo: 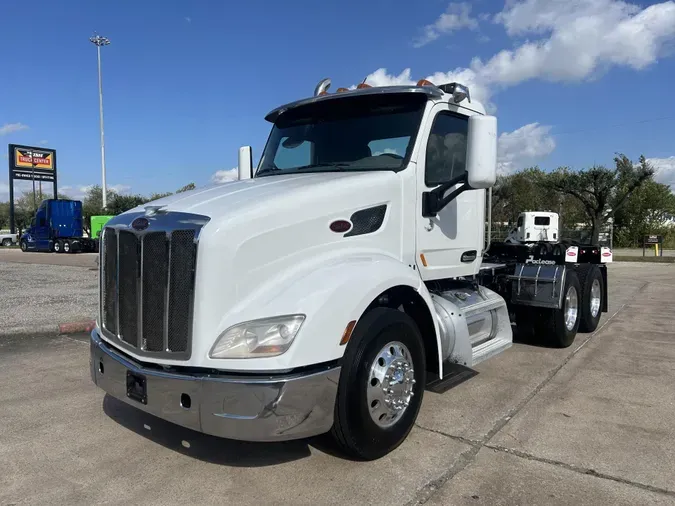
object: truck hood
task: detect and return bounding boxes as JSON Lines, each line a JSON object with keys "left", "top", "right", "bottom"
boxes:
{"left": 128, "top": 171, "right": 397, "bottom": 219}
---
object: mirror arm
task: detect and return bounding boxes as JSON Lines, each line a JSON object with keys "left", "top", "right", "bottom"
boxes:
{"left": 422, "top": 173, "right": 471, "bottom": 218}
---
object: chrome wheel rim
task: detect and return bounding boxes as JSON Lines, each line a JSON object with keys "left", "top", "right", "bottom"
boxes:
{"left": 565, "top": 285, "right": 579, "bottom": 331}
{"left": 590, "top": 279, "right": 601, "bottom": 318}
{"left": 366, "top": 341, "right": 416, "bottom": 428}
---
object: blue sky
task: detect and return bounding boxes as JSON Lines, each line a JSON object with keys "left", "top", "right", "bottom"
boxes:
{"left": 1, "top": 0, "right": 675, "bottom": 201}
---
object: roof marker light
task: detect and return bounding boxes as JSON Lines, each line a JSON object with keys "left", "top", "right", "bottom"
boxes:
{"left": 416, "top": 79, "right": 435, "bottom": 87}
{"left": 356, "top": 77, "right": 371, "bottom": 89}
{"left": 336, "top": 87, "right": 350, "bottom": 93}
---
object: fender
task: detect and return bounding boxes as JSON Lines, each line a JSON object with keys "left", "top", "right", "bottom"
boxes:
{"left": 200, "top": 252, "right": 442, "bottom": 372}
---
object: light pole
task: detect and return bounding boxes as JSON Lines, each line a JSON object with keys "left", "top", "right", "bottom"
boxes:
{"left": 90, "top": 34, "right": 110, "bottom": 209}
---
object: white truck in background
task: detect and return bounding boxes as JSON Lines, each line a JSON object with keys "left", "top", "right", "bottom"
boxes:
{"left": 89, "top": 78, "right": 611, "bottom": 460}
{"left": 0, "top": 232, "right": 18, "bottom": 247}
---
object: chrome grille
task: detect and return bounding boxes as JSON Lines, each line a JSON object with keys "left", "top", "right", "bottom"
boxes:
{"left": 99, "top": 211, "right": 208, "bottom": 360}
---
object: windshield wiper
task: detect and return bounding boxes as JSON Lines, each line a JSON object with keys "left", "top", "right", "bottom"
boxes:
{"left": 257, "top": 163, "right": 353, "bottom": 176}
{"left": 256, "top": 167, "right": 280, "bottom": 176}
{"left": 294, "top": 163, "right": 352, "bottom": 171}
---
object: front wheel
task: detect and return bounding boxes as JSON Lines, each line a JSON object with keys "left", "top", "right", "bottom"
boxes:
{"left": 330, "top": 307, "right": 426, "bottom": 460}
{"left": 20, "top": 240, "right": 28, "bottom": 252}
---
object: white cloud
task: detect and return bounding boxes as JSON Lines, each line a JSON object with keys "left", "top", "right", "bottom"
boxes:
{"left": 185, "top": 16, "right": 192, "bottom": 23}
{"left": 647, "top": 157, "right": 675, "bottom": 189}
{"left": 364, "top": 1, "right": 675, "bottom": 110}
{"left": 0, "top": 123, "right": 29, "bottom": 136}
{"left": 497, "top": 122, "right": 556, "bottom": 174}
{"left": 38, "top": 139, "right": 48, "bottom": 146}
{"left": 211, "top": 168, "right": 239, "bottom": 184}
{"left": 372, "top": 148, "right": 401, "bottom": 156}
{"left": 413, "top": 2, "right": 479, "bottom": 48}
{"left": 360, "top": 67, "right": 494, "bottom": 110}
{"left": 60, "top": 184, "right": 131, "bottom": 200}
{"left": 480, "top": 0, "right": 675, "bottom": 85}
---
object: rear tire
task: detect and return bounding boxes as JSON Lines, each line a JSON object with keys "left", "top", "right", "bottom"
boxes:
{"left": 577, "top": 265, "right": 603, "bottom": 333}
{"left": 537, "top": 270, "right": 581, "bottom": 348}
{"left": 330, "top": 307, "right": 426, "bottom": 461}
{"left": 63, "top": 240, "right": 71, "bottom": 253}
{"left": 1, "top": 238, "right": 11, "bottom": 247}
{"left": 54, "top": 240, "right": 63, "bottom": 253}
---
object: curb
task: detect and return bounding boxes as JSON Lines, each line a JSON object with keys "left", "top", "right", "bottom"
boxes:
{"left": 58, "top": 320, "right": 97, "bottom": 335}
{"left": 0, "top": 320, "right": 96, "bottom": 340}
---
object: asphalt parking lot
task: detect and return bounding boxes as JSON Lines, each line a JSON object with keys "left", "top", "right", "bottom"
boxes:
{"left": 0, "top": 262, "right": 673, "bottom": 505}
{"left": 0, "top": 247, "right": 98, "bottom": 268}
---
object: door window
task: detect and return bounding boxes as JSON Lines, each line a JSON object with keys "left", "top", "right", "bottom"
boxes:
{"left": 425, "top": 112, "right": 468, "bottom": 186}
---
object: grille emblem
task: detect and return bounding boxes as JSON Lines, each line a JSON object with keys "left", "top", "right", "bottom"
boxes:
{"left": 131, "top": 217, "right": 150, "bottom": 231}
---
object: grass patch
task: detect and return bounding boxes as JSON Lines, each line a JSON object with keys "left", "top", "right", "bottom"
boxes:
{"left": 614, "top": 256, "right": 675, "bottom": 263}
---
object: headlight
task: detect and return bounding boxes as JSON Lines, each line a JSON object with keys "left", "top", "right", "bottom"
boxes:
{"left": 209, "top": 315, "right": 305, "bottom": 359}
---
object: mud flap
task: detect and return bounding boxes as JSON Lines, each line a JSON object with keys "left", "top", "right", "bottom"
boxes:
{"left": 509, "top": 263, "right": 566, "bottom": 309}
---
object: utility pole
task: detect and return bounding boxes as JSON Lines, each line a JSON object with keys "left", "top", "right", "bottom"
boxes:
{"left": 90, "top": 34, "right": 110, "bottom": 209}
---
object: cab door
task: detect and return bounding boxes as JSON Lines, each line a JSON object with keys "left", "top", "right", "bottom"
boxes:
{"left": 415, "top": 104, "right": 485, "bottom": 280}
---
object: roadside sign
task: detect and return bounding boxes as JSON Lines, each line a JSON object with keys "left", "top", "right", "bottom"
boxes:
{"left": 643, "top": 235, "right": 664, "bottom": 257}
{"left": 6, "top": 144, "right": 59, "bottom": 234}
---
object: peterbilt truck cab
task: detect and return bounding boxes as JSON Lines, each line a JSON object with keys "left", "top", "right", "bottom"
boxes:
{"left": 89, "top": 78, "right": 608, "bottom": 460}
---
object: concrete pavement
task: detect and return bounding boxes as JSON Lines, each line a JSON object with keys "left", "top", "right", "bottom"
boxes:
{"left": 0, "top": 263, "right": 674, "bottom": 505}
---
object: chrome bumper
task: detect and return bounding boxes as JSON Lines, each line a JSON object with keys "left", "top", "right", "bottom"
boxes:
{"left": 89, "top": 330, "right": 340, "bottom": 442}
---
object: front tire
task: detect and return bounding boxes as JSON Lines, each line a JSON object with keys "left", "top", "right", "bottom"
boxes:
{"left": 1, "top": 238, "right": 11, "bottom": 247}
{"left": 20, "top": 240, "right": 28, "bottom": 252}
{"left": 330, "top": 307, "right": 426, "bottom": 461}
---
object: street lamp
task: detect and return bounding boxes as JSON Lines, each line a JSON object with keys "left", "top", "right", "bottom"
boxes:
{"left": 90, "top": 34, "right": 110, "bottom": 209}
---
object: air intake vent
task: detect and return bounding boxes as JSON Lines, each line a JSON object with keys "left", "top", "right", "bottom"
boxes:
{"left": 345, "top": 205, "right": 387, "bottom": 237}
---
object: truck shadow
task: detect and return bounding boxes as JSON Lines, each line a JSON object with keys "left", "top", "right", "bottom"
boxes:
{"left": 102, "top": 394, "right": 317, "bottom": 467}
{"left": 511, "top": 323, "right": 551, "bottom": 348}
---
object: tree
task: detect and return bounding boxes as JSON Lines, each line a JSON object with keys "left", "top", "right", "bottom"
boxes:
{"left": 107, "top": 193, "right": 148, "bottom": 215}
{"left": 546, "top": 154, "right": 654, "bottom": 244}
{"left": 490, "top": 167, "right": 586, "bottom": 235}
{"left": 82, "top": 185, "right": 117, "bottom": 235}
{"left": 13, "top": 192, "right": 39, "bottom": 235}
{"left": 613, "top": 179, "right": 675, "bottom": 247}
{"left": 0, "top": 202, "right": 9, "bottom": 231}
{"left": 176, "top": 182, "right": 196, "bottom": 193}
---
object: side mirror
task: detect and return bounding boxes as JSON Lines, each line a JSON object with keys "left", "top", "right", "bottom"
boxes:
{"left": 238, "top": 146, "right": 252, "bottom": 180}
{"left": 466, "top": 115, "right": 497, "bottom": 189}
{"left": 421, "top": 114, "right": 497, "bottom": 218}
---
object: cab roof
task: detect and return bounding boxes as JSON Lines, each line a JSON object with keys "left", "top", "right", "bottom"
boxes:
{"left": 265, "top": 84, "right": 486, "bottom": 122}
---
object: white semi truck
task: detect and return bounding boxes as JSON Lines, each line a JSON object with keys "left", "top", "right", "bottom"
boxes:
{"left": 89, "top": 79, "right": 611, "bottom": 460}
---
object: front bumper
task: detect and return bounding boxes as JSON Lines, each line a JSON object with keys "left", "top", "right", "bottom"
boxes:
{"left": 89, "top": 330, "right": 340, "bottom": 442}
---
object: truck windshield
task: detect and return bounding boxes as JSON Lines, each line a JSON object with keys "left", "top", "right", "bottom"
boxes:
{"left": 257, "top": 93, "right": 427, "bottom": 176}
